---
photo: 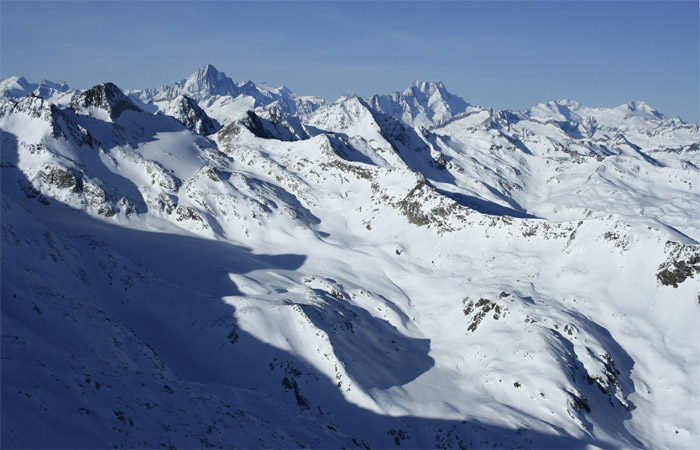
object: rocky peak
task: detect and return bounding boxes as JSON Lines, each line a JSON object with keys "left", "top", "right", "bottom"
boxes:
{"left": 37, "top": 79, "right": 70, "bottom": 92}
{"left": 163, "top": 95, "right": 221, "bottom": 135}
{"left": 367, "top": 80, "right": 469, "bottom": 127}
{"left": 77, "top": 82, "right": 142, "bottom": 119}
{"left": 336, "top": 91, "right": 360, "bottom": 103}
{"left": 179, "top": 64, "right": 238, "bottom": 100}
{"left": 236, "top": 80, "right": 258, "bottom": 95}
{"left": 0, "top": 93, "right": 53, "bottom": 121}
{"left": 405, "top": 80, "right": 446, "bottom": 96}
{"left": 199, "top": 64, "right": 223, "bottom": 79}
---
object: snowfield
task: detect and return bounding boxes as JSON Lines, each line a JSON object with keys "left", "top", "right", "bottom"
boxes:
{"left": 2, "top": 65, "right": 699, "bottom": 449}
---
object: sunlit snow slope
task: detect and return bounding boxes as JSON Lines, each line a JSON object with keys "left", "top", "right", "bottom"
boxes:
{"left": 2, "top": 66, "right": 699, "bottom": 449}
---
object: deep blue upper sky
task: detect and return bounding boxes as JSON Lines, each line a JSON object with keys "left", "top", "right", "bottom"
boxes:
{"left": 2, "top": 1, "right": 698, "bottom": 122}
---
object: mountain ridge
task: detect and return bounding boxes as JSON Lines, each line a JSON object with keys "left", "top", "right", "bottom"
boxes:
{"left": 4, "top": 66, "right": 695, "bottom": 127}
{"left": 1, "top": 65, "right": 699, "bottom": 449}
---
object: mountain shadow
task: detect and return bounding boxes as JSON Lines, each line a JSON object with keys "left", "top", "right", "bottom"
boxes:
{"left": 435, "top": 187, "right": 538, "bottom": 219}
{"left": 1, "top": 145, "right": 630, "bottom": 449}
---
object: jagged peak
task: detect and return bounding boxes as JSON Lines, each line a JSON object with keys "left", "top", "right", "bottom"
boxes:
{"left": 407, "top": 80, "right": 446, "bottom": 92}
{"left": 1, "top": 76, "right": 71, "bottom": 98}
{"left": 78, "top": 82, "right": 141, "bottom": 118}
{"left": 163, "top": 94, "right": 220, "bottom": 135}
{"left": 529, "top": 99, "right": 582, "bottom": 113}
{"left": 277, "top": 85, "right": 293, "bottom": 95}
{"left": 376, "top": 80, "right": 466, "bottom": 107}
{"left": 553, "top": 99, "right": 582, "bottom": 109}
{"left": 164, "top": 64, "right": 238, "bottom": 101}
{"left": 188, "top": 64, "right": 229, "bottom": 86}
{"left": 367, "top": 80, "right": 469, "bottom": 127}
{"left": 237, "top": 80, "right": 256, "bottom": 89}
{"left": 337, "top": 95, "right": 374, "bottom": 114}
{"left": 196, "top": 64, "right": 225, "bottom": 80}
{"left": 236, "top": 80, "right": 260, "bottom": 97}
{"left": 37, "top": 79, "right": 70, "bottom": 91}
{"left": 335, "top": 91, "right": 360, "bottom": 103}
{"left": 174, "top": 94, "right": 198, "bottom": 106}
{"left": 2, "top": 90, "right": 48, "bottom": 110}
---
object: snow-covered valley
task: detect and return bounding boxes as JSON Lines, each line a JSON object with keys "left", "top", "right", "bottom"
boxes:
{"left": 2, "top": 65, "right": 699, "bottom": 448}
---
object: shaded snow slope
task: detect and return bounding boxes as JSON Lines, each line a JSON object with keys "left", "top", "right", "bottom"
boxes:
{"left": 2, "top": 71, "right": 699, "bottom": 449}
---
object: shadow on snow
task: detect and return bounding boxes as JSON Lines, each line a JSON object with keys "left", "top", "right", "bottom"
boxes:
{"left": 2, "top": 135, "right": 623, "bottom": 449}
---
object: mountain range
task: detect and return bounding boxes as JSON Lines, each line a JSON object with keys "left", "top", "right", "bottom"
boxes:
{"left": 2, "top": 64, "right": 698, "bottom": 449}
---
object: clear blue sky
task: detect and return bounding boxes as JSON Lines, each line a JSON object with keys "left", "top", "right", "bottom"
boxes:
{"left": 2, "top": 0, "right": 698, "bottom": 122}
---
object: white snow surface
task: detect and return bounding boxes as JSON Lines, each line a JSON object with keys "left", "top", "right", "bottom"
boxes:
{"left": 2, "top": 68, "right": 699, "bottom": 449}
{"left": 126, "top": 64, "right": 326, "bottom": 124}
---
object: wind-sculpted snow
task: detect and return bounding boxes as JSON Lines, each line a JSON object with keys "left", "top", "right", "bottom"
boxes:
{"left": 2, "top": 69, "right": 699, "bottom": 449}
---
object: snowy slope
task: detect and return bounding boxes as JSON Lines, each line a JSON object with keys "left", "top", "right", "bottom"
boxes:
{"left": 423, "top": 101, "right": 700, "bottom": 239}
{"left": 2, "top": 71, "right": 699, "bottom": 449}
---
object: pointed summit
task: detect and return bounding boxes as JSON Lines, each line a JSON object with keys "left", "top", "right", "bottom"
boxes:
{"left": 37, "top": 79, "right": 70, "bottom": 92}
{"left": 148, "top": 64, "right": 238, "bottom": 102}
{"left": 200, "top": 63, "right": 219, "bottom": 75}
{"left": 179, "top": 64, "right": 237, "bottom": 100}
{"left": 130, "top": 66, "right": 326, "bottom": 118}
{"left": 368, "top": 80, "right": 469, "bottom": 128}
{"left": 1, "top": 76, "right": 36, "bottom": 97}
{"left": 162, "top": 95, "right": 221, "bottom": 136}
{"left": 406, "top": 80, "right": 445, "bottom": 93}
{"left": 336, "top": 91, "right": 360, "bottom": 103}
{"left": 77, "top": 82, "right": 141, "bottom": 119}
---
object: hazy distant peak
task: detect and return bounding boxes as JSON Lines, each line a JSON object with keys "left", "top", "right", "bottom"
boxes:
{"left": 528, "top": 98, "right": 667, "bottom": 125}
{"left": 1, "top": 75, "right": 70, "bottom": 99}
{"left": 197, "top": 63, "right": 225, "bottom": 80}
{"left": 336, "top": 91, "right": 360, "bottom": 103}
{"left": 406, "top": 80, "right": 447, "bottom": 93}
{"left": 367, "top": 80, "right": 469, "bottom": 127}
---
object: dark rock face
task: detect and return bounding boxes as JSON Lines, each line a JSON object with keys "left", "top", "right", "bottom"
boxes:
{"left": 657, "top": 241, "right": 700, "bottom": 288}
{"left": 170, "top": 95, "right": 221, "bottom": 135}
{"left": 38, "top": 164, "right": 80, "bottom": 193}
{"left": 240, "top": 110, "right": 300, "bottom": 142}
{"left": 77, "top": 82, "right": 141, "bottom": 119}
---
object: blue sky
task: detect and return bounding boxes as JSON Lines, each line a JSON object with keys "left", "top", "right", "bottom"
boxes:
{"left": 2, "top": 1, "right": 698, "bottom": 122}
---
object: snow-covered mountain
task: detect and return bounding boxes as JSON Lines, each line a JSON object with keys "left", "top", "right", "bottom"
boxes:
{"left": 127, "top": 64, "right": 326, "bottom": 123}
{"left": 0, "top": 76, "right": 70, "bottom": 98}
{"left": 160, "top": 95, "right": 222, "bottom": 136}
{"left": 367, "top": 80, "right": 470, "bottom": 128}
{"left": 1, "top": 75, "right": 76, "bottom": 106}
{"left": 2, "top": 68, "right": 699, "bottom": 449}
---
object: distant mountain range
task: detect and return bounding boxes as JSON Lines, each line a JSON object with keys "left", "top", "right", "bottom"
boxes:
{"left": 2, "top": 65, "right": 698, "bottom": 449}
